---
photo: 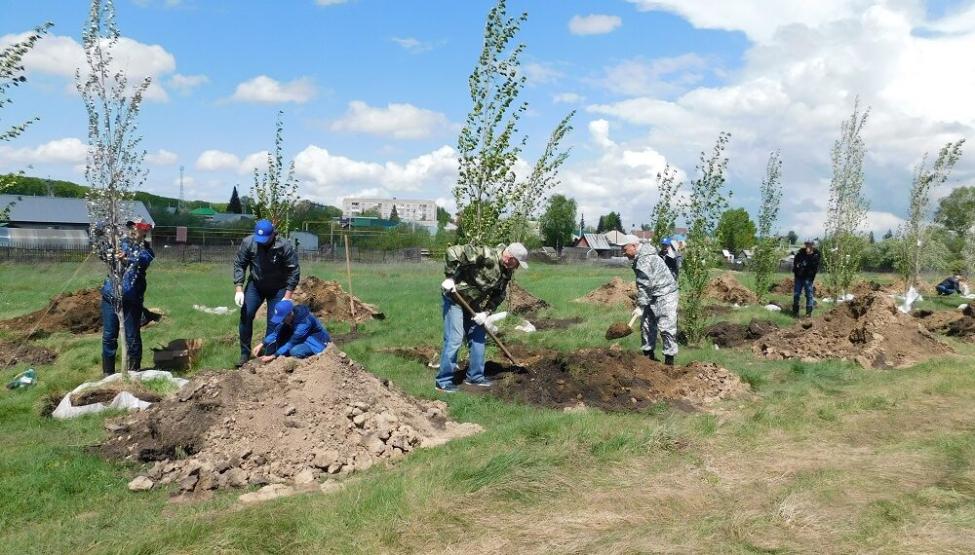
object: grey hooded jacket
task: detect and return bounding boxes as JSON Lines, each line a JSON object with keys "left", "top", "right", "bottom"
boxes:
{"left": 633, "top": 243, "right": 678, "bottom": 307}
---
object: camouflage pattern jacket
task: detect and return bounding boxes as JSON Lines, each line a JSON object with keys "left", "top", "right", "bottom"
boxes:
{"left": 633, "top": 243, "right": 678, "bottom": 307}
{"left": 443, "top": 243, "right": 513, "bottom": 312}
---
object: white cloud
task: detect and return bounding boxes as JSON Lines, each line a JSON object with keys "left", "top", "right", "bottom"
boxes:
{"left": 0, "top": 137, "right": 87, "bottom": 166}
{"left": 146, "top": 149, "right": 178, "bottom": 166}
{"left": 294, "top": 145, "right": 457, "bottom": 197}
{"left": 0, "top": 32, "right": 177, "bottom": 102}
{"left": 316, "top": 0, "right": 348, "bottom": 5}
{"left": 230, "top": 75, "right": 317, "bottom": 104}
{"left": 167, "top": 73, "right": 208, "bottom": 94}
{"left": 195, "top": 150, "right": 241, "bottom": 172}
{"left": 569, "top": 14, "right": 622, "bottom": 36}
{"left": 598, "top": 54, "right": 708, "bottom": 96}
{"left": 522, "top": 62, "right": 563, "bottom": 85}
{"left": 330, "top": 101, "right": 452, "bottom": 139}
{"left": 553, "top": 92, "right": 586, "bottom": 104}
{"left": 239, "top": 151, "right": 270, "bottom": 174}
{"left": 391, "top": 37, "right": 435, "bottom": 53}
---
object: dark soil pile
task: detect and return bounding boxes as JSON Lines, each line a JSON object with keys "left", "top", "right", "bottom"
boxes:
{"left": 707, "top": 273, "right": 758, "bottom": 305}
{"left": 488, "top": 348, "right": 748, "bottom": 411}
{"left": 71, "top": 386, "right": 162, "bottom": 406}
{"left": 100, "top": 350, "right": 480, "bottom": 493}
{"left": 706, "top": 319, "right": 780, "bottom": 348}
{"left": 0, "top": 288, "right": 102, "bottom": 336}
{"left": 575, "top": 277, "right": 637, "bottom": 306}
{"left": 0, "top": 340, "right": 56, "bottom": 369}
{"left": 506, "top": 282, "right": 549, "bottom": 315}
{"left": 769, "top": 277, "right": 820, "bottom": 296}
{"left": 915, "top": 305, "right": 975, "bottom": 341}
{"left": 754, "top": 293, "right": 951, "bottom": 368}
{"left": 292, "top": 276, "right": 385, "bottom": 324}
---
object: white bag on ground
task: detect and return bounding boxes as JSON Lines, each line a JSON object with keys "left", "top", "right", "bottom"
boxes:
{"left": 52, "top": 370, "right": 188, "bottom": 420}
{"left": 898, "top": 287, "right": 921, "bottom": 314}
{"left": 515, "top": 320, "right": 536, "bottom": 333}
{"left": 764, "top": 304, "right": 782, "bottom": 312}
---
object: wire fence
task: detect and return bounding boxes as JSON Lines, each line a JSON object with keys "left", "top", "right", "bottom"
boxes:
{"left": 0, "top": 245, "right": 432, "bottom": 265}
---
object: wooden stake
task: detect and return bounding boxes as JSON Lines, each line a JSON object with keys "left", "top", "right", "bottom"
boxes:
{"left": 343, "top": 234, "right": 358, "bottom": 333}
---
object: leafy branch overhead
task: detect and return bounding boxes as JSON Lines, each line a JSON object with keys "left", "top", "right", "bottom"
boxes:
{"left": 454, "top": 0, "right": 574, "bottom": 244}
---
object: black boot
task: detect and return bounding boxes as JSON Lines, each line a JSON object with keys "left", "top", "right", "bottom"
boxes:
{"left": 664, "top": 355, "right": 675, "bottom": 366}
{"left": 102, "top": 356, "right": 115, "bottom": 377}
{"left": 126, "top": 356, "right": 141, "bottom": 373}
{"left": 235, "top": 353, "right": 251, "bottom": 368}
{"left": 791, "top": 302, "right": 800, "bottom": 317}
{"left": 645, "top": 350, "right": 658, "bottom": 362}
{"left": 805, "top": 306, "right": 813, "bottom": 317}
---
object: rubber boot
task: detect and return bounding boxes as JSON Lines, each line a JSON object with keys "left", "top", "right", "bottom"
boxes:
{"left": 664, "top": 355, "right": 675, "bottom": 366}
{"left": 791, "top": 301, "right": 800, "bottom": 317}
{"left": 805, "top": 306, "right": 813, "bottom": 317}
{"left": 102, "top": 356, "right": 115, "bottom": 377}
{"left": 126, "top": 356, "right": 140, "bottom": 373}
{"left": 645, "top": 350, "right": 658, "bottom": 362}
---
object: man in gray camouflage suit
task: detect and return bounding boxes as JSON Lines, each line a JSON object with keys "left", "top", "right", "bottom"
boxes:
{"left": 622, "top": 235, "right": 679, "bottom": 365}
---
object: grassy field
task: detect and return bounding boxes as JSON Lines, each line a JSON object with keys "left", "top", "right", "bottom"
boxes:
{"left": 1, "top": 259, "right": 974, "bottom": 554}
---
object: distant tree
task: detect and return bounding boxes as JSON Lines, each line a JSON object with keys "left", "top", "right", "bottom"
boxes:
{"left": 716, "top": 207, "right": 757, "bottom": 253}
{"left": 786, "top": 230, "right": 798, "bottom": 245}
{"left": 453, "top": 0, "right": 573, "bottom": 244}
{"left": 389, "top": 204, "right": 401, "bottom": 223}
{"left": 539, "top": 194, "right": 577, "bottom": 251}
{"left": 579, "top": 213, "right": 585, "bottom": 234}
{"left": 436, "top": 206, "right": 451, "bottom": 228}
{"left": 359, "top": 207, "right": 380, "bottom": 218}
{"left": 596, "top": 211, "right": 623, "bottom": 233}
{"left": 867, "top": 231, "right": 875, "bottom": 244}
{"left": 934, "top": 186, "right": 975, "bottom": 236}
{"left": 752, "top": 150, "right": 783, "bottom": 302}
{"left": 227, "top": 186, "right": 243, "bottom": 214}
{"left": 883, "top": 228, "right": 893, "bottom": 240}
{"left": 250, "top": 111, "right": 299, "bottom": 231}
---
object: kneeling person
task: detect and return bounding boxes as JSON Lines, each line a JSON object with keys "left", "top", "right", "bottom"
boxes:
{"left": 253, "top": 300, "right": 330, "bottom": 362}
{"left": 622, "top": 235, "right": 679, "bottom": 365}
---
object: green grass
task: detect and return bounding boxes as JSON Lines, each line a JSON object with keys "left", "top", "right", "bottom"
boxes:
{"left": 1, "top": 261, "right": 974, "bottom": 553}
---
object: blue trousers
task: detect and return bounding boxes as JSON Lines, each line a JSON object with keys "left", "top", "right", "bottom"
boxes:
{"left": 435, "top": 295, "right": 487, "bottom": 388}
{"left": 239, "top": 281, "right": 287, "bottom": 358}
{"left": 793, "top": 276, "right": 815, "bottom": 310}
{"left": 101, "top": 297, "right": 143, "bottom": 369}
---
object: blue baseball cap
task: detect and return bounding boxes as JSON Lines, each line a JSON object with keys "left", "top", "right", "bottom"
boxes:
{"left": 254, "top": 219, "right": 274, "bottom": 244}
{"left": 660, "top": 236, "right": 672, "bottom": 246}
{"left": 270, "top": 299, "right": 294, "bottom": 325}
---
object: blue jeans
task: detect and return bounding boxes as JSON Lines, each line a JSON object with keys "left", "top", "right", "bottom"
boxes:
{"left": 436, "top": 295, "right": 486, "bottom": 388}
{"left": 239, "top": 281, "right": 287, "bottom": 358}
{"left": 102, "top": 297, "right": 143, "bottom": 369}
{"left": 793, "top": 276, "right": 815, "bottom": 310}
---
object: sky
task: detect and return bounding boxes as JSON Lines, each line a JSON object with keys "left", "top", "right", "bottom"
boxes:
{"left": 2, "top": 0, "right": 975, "bottom": 237}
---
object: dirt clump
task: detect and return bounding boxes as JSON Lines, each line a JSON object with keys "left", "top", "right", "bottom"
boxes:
{"left": 506, "top": 282, "right": 549, "bottom": 315}
{"left": 292, "top": 276, "right": 384, "bottom": 324}
{"left": 707, "top": 273, "right": 758, "bottom": 305}
{"left": 915, "top": 307, "right": 975, "bottom": 341}
{"left": 0, "top": 288, "right": 102, "bottom": 336}
{"left": 0, "top": 340, "right": 56, "bottom": 369}
{"left": 605, "top": 322, "right": 634, "bottom": 340}
{"left": 575, "top": 277, "right": 636, "bottom": 306}
{"left": 707, "top": 319, "right": 780, "bottom": 348}
{"left": 754, "top": 293, "right": 951, "bottom": 368}
{"left": 532, "top": 316, "right": 583, "bottom": 331}
{"left": 99, "top": 350, "right": 480, "bottom": 493}
{"left": 489, "top": 348, "right": 748, "bottom": 412}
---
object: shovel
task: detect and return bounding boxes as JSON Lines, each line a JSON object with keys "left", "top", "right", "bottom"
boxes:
{"left": 451, "top": 291, "right": 522, "bottom": 369}
{"left": 605, "top": 311, "right": 641, "bottom": 340}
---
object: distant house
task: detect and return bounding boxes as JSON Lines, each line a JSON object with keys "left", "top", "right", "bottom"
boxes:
{"left": 603, "top": 230, "right": 628, "bottom": 246}
{"left": 189, "top": 207, "right": 217, "bottom": 218}
{"left": 574, "top": 233, "right": 612, "bottom": 251}
{"left": 209, "top": 213, "right": 255, "bottom": 225}
{"left": 0, "top": 194, "right": 154, "bottom": 230}
{"left": 631, "top": 230, "right": 654, "bottom": 242}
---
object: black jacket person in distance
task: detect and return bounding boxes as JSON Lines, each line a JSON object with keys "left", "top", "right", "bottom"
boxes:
{"left": 792, "top": 240, "right": 821, "bottom": 317}
{"left": 233, "top": 219, "right": 300, "bottom": 366}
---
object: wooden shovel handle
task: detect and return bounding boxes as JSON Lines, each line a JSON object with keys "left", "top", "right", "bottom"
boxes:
{"left": 451, "top": 291, "right": 520, "bottom": 367}
{"left": 628, "top": 310, "right": 641, "bottom": 328}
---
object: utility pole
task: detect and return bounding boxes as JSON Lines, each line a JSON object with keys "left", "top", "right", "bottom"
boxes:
{"left": 178, "top": 165, "right": 185, "bottom": 213}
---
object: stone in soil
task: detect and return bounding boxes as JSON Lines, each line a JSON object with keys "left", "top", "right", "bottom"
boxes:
{"left": 128, "top": 475, "right": 154, "bottom": 491}
{"left": 100, "top": 350, "right": 480, "bottom": 494}
{"left": 754, "top": 292, "right": 951, "bottom": 368}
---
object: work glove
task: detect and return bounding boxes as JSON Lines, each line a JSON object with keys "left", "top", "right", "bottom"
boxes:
{"left": 441, "top": 278, "right": 456, "bottom": 293}
{"left": 473, "top": 311, "right": 489, "bottom": 326}
{"left": 234, "top": 291, "right": 245, "bottom": 307}
{"left": 631, "top": 307, "right": 643, "bottom": 319}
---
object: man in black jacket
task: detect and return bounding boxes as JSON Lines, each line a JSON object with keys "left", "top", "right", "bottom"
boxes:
{"left": 792, "top": 240, "right": 821, "bottom": 317}
{"left": 233, "top": 219, "right": 301, "bottom": 366}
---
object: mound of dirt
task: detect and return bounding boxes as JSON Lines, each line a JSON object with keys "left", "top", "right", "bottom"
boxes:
{"left": 100, "top": 350, "right": 480, "bottom": 493}
{"left": 915, "top": 306, "right": 975, "bottom": 341}
{"left": 0, "top": 340, "right": 56, "bottom": 369}
{"left": 488, "top": 348, "right": 748, "bottom": 411}
{"left": 769, "top": 277, "right": 820, "bottom": 296}
{"left": 575, "top": 277, "right": 637, "bottom": 306}
{"left": 506, "top": 282, "right": 549, "bottom": 315}
{"left": 292, "top": 276, "right": 384, "bottom": 324}
{"left": 707, "top": 319, "right": 780, "bottom": 348}
{"left": 381, "top": 346, "right": 439, "bottom": 366}
{"left": 753, "top": 293, "right": 951, "bottom": 369}
{"left": 707, "top": 273, "right": 758, "bottom": 305}
{"left": 0, "top": 288, "right": 102, "bottom": 336}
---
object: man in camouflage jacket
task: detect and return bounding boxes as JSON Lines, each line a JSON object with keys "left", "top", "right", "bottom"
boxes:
{"left": 435, "top": 242, "right": 529, "bottom": 392}
{"left": 622, "top": 235, "right": 679, "bottom": 365}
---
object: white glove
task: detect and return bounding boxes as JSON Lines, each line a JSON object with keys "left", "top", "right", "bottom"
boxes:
{"left": 234, "top": 291, "right": 245, "bottom": 307}
{"left": 473, "top": 311, "right": 489, "bottom": 326}
{"left": 631, "top": 307, "right": 643, "bottom": 319}
{"left": 441, "top": 278, "right": 456, "bottom": 293}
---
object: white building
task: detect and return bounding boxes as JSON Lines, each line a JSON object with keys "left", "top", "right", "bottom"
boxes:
{"left": 342, "top": 197, "right": 437, "bottom": 224}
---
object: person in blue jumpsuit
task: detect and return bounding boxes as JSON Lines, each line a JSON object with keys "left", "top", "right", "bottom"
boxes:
{"left": 233, "top": 219, "right": 301, "bottom": 366}
{"left": 253, "top": 300, "right": 331, "bottom": 362}
{"left": 101, "top": 219, "right": 154, "bottom": 375}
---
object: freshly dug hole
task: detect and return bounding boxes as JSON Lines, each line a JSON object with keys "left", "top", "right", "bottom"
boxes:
{"left": 706, "top": 319, "right": 779, "bottom": 348}
{"left": 0, "top": 340, "right": 57, "bottom": 369}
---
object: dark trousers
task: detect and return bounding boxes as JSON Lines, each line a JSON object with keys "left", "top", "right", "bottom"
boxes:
{"left": 793, "top": 276, "right": 815, "bottom": 310}
{"left": 239, "top": 281, "right": 287, "bottom": 358}
{"left": 101, "top": 297, "right": 143, "bottom": 370}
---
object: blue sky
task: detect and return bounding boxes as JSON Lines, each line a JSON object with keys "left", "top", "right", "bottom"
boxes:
{"left": 3, "top": 0, "right": 975, "bottom": 236}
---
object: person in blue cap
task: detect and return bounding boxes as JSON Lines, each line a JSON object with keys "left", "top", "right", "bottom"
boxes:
{"left": 234, "top": 218, "right": 301, "bottom": 366}
{"left": 252, "top": 299, "right": 331, "bottom": 362}
{"left": 658, "top": 236, "right": 682, "bottom": 282}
